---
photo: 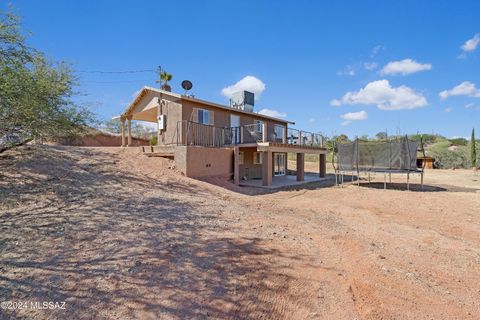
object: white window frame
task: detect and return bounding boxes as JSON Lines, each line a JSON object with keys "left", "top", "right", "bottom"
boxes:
{"left": 274, "top": 125, "right": 285, "bottom": 141}
{"left": 196, "top": 109, "right": 213, "bottom": 125}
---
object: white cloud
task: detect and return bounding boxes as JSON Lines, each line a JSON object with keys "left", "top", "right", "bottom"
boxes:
{"left": 465, "top": 103, "right": 475, "bottom": 109}
{"left": 330, "top": 99, "right": 341, "bottom": 107}
{"left": 337, "top": 65, "right": 356, "bottom": 76}
{"left": 444, "top": 107, "right": 453, "bottom": 113}
{"left": 308, "top": 117, "right": 316, "bottom": 123}
{"left": 331, "top": 80, "right": 428, "bottom": 110}
{"left": 340, "top": 110, "right": 368, "bottom": 126}
{"left": 221, "top": 76, "right": 266, "bottom": 99}
{"left": 461, "top": 33, "right": 480, "bottom": 52}
{"left": 364, "top": 62, "right": 378, "bottom": 71}
{"left": 257, "top": 108, "right": 287, "bottom": 118}
{"left": 341, "top": 110, "right": 368, "bottom": 121}
{"left": 439, "top": 81, "right": 480, "bottom": 100}
{"left": 380, "top": 59, "right": 432, "bottom": 76}
{"left": 371, "top": 45, "right": 385, "bottom": 57}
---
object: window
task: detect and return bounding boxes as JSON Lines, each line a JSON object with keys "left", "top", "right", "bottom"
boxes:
{"left": 196, "top": 109, "right": 213, "bottom": 125}
{"left": 253, "top": 152, "right": 262, "bottom": 164}
{"left": 255, "top": 120, "right": 263, "bottom": 132}
{"left": 275, "top": 125, "right": 285, "bottom": 142}
{"left": 238, "top": 151, "right": 244, "bottom": 165}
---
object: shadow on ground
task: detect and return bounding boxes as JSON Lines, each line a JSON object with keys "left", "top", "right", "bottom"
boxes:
{"left": 0, "top": 146, "right": 307, "bottom": 319}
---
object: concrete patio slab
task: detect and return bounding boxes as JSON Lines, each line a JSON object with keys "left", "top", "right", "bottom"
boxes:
{"left": 239, "top": 173, "right": 329, "bottom": 189}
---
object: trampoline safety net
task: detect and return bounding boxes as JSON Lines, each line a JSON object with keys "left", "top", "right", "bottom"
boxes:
{"left": 336, "top": 138, "right": 419, "bottom": 172}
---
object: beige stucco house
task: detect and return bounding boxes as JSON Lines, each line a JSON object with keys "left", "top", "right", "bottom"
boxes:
{"left": 115, "top": 86, "right": 327, "bottom": 187}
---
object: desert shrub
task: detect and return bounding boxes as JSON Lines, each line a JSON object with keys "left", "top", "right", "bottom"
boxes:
{"left": 428, "top": 141, "right": 470, "bottom": 169}
{"left": 150, "top": 136, "right": 158, "bottom": 146}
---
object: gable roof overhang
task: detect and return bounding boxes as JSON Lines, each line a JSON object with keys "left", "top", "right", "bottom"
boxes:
{"left": 115, "top": 86, "right": 294, "bottom": 125}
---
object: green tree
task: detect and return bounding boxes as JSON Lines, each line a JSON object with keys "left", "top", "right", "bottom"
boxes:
{"left": 471, "top": 128, "right": 477, "bottom": 169}
{"left": 375, "top": 131, "right": 388, "bottom": 140}
{"left": 101, "top": 119, "right": 156, "bottom": 140}
{"left": 159, "top": 70, "right": 173, "bottom": 91}
{"left": 102, "top": 119, "right": 121, "bottom": 134}
{"left": 0, "top": 10, "right": 94, "bottom": 152}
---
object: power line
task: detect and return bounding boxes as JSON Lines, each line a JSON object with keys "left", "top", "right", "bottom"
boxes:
{"left": 76, "top": 69, "right": 156, "bottom": 74}
{"left": 81, "top": 79, "right": 154, "bottom": 84}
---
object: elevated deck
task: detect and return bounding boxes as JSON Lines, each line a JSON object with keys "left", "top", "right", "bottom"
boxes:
{"left": 256, "top": 142, "right": 327, "bottom": 154}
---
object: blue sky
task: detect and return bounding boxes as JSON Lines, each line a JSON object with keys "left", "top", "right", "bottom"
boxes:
{"left": 4, "top": 0, "right": 480, "bottom": 138}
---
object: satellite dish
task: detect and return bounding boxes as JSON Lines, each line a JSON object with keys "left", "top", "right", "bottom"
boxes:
{"left": 181, "top": 80, "right": 193, "bottom": 91}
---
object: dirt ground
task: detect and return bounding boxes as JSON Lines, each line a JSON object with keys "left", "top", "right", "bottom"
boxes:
{"left": 1, "top": 145, "right": 479, "bottom": 320}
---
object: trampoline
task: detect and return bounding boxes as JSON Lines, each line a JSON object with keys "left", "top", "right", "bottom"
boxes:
{"left": 334, "top": 137, "right": 425, "bottom": 190}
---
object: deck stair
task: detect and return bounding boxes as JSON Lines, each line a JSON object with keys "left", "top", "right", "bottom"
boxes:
{"left": 141, "top": 145, "right": 175, "bottom": 158}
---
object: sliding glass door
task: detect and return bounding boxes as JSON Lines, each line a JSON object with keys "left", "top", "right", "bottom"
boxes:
{"left": 274, "top": 153, "right": 286, "bottom": 176}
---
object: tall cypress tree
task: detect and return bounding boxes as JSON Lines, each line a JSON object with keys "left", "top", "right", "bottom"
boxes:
{"left": 471, "top": 128, "right": 477, "bottom": 169}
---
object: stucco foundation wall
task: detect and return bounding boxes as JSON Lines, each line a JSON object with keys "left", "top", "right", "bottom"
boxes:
{"left": 239, "top": 147, "right": 262, "bottom": 179}
{"left": 175, "top": 146, "right": 234, "bottom": 178}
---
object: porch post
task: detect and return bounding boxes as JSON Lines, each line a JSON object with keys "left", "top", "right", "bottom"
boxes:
{"left": 234, "top": 146, "right": 240, "bottom": 185}
{"left": 262, "top": 151, "right": 273, "bottom": 186}
{"left": 296, "top": 153, "right": 305, "bottom": 181}
{"left": 319, "top": 153, "right": 326, "bottom": 178}
{"left": 282, "top": 126, "right": 287, "bottom": 144}
{"left": 157, "top": 104, "right": 161, "bottom": 146}
{"left": 262, "top": 122, "right": 268, "bottom": 142}
{"left": 127, "top": 118, "right": 132, "bottom": 146}
{"left": 121, "top": 118, "right": 126, "bottom": 147}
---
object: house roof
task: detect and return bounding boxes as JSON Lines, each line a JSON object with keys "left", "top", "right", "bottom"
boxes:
{"left": 117, "top": 86, "right": 294, "bottom": 125}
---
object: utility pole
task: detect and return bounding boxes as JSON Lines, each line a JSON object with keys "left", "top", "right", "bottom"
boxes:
{"left": 155, "top": 65, "right": 163, "bottom": 89}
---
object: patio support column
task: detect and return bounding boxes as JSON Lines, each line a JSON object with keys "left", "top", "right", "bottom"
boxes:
{"left": 262, "top": 151, "right": 273, "bottom": 186}
{"left": 296, "top": 153, "right": 305, "bottom": 181}
{"left": 262, "top": 122, "right": 268, "bottom": 142}
{"left": 282, "top": 126, "right": 287, "bottom": 144}
{"left": 127, "top": 117, "right": 132, "bottom": 146}
{"left": 157, "top": 103, "right": 161, "bottom": 146}
{"left": 233, "top": 146, "right": 240, "bottom": 185}
{"left": 121, "top": 118, "right": 126, "bottom": 147}
{"left": 319, "top": 153, "right": 326, "bottom": 178}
